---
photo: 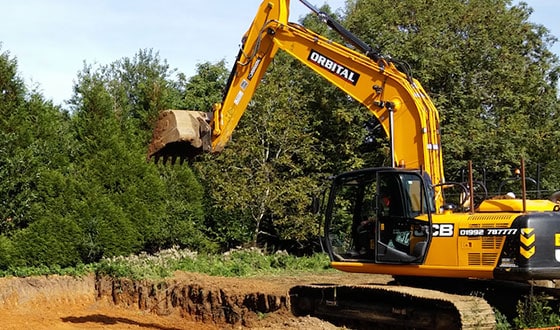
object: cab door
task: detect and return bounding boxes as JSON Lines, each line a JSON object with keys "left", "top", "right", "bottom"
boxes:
{"left": 375, "top": 170, "right": 433, "bottom": 264}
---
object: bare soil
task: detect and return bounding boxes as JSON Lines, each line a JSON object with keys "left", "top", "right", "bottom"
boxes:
{"left": 0, "top": 271, "right": 392, "bottom": 329}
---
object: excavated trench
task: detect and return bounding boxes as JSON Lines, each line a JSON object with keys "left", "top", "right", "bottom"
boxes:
{"left": 0, "top": 272, "right": 344, "bottom": 329}
{"left": 95, "top": 275, "right": 290, "bottom": 328}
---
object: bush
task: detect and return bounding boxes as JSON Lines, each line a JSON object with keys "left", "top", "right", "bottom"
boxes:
{"left": 10, "top": 216, "right": 83, "bottom": 268}
{"left": 513, "top": 293, "right": 560, "bottom": 329}
{"left": 0, "top": 235, "right": 14, "bottom": 269}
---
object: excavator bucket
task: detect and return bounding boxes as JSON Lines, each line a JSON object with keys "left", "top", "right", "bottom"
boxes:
{"left": 147, "top": 110, "right": 212, "bottom": 164}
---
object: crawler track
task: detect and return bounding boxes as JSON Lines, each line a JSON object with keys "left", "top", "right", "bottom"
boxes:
{"left": 394, "top": 276, "right": 560, "bottom": 320}
{"left": 290, "top": 283, "right": 496, "bottom": 329}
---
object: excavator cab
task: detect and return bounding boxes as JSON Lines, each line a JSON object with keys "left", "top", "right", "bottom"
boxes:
{"left": 324, "top": 167, "right": 434, "bottom": 265}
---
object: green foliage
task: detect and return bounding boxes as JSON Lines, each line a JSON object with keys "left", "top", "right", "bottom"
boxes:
{"left": 0, "top": 47, "right": 72, "bottom": 235}
{"left": 513, "top": 293, "right": 560, "bottom": 329}
{"left": 0, "top": 248, "right": 330, "bottom": 280}
{"left": 71, "top": 49, "right": 178, "bottom": 141}
{"left": 180, "top": 60, "right": 230, "bottom": 111}
{"left": 493, "top": 308, "right": 512, "bottom": 330}
{"left": 0, "top": 47, "right": 25, "bottom": 111}
{"left": 194, "top": 53, "right": 329, "bottom": 248}
{"left": 0, "top": 48, "right": 210, "bottom": 268}
{"left": 62, "top": 51, "right": 210, "bottom": 261}
{"left": 95, "top": 247, "right": 332, "bottom": 280}
{"left": 152, "top": 166, "right": 217, "bottom": 253}
{"left": 0, "top": 235, "right": 14, "bottom": 269}
{"left": 0, "top": 264, "right": 93, "bottom": 278}
{"left": 344, "top": 0, "right": 560, "bottom": 188}
{"left": 10, "top": 217, "right": 83, "bottom": 267}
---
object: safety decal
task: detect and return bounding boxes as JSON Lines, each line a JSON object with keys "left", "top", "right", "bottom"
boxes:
{"left": 247, "top": 57, "right": 262, "bottom": 80}
{"left": 555, "top": 233, "right": 560, "bottom": 262}
{"left": 520, "top": 228, "right": 535, "bottom": 259}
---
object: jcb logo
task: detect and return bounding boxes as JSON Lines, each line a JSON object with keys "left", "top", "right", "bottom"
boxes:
{"left": 414, "top": 224, "right": 454, "bottom": 237}
{"left": 433, "top": 224, "right": 454, "bottom": 237}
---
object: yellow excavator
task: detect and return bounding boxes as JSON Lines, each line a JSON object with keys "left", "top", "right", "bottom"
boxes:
{"left": 148, "top": 0, "right": 560, "bottom": 328}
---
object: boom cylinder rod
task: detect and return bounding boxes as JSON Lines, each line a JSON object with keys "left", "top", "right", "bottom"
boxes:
{"left": 388, "top": 103, "right": 395, "bottom": 167}
{"left": 469, "top": 160, "right": 475, "bottom": 214}
{"left": 521, "top": 158, "right": 527, "bottom": 213}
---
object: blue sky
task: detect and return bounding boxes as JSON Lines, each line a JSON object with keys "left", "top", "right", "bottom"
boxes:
{"left": 0, "top": 0, "right": 557, "bottom": 105}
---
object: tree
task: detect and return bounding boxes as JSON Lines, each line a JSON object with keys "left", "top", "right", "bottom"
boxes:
{"left": 60, "top": 51, "right": 212, "bottom": 260}
{"left": 343, "top": 0, "right": 560, "bottom": 191}
{"left": 0, "top": 47, "right": 72, "bottom": 234}
{"left": 180, "top": 60, "right": 230, "bottom": 111}
{"left": 0, "top": 47, "right": 25, "bottom": 113}
{"left": 0, "top": 46, "right": 90, "bottom": 266}
{"left": 69, "top": 49, "right": 181, "bottom": 143}
{"left": 193, "top": 53, "right": 326, "bottom": 249}
{"left": 0, "top": 47, "right": 215, "bottom": 267}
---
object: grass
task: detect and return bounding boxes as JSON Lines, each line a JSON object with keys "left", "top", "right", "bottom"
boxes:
{"left": 0, "top": 247, "right": 333, "bottom": 279}
{"left": 94, "top": 246, "right": 334, "bottom": 280}
{"left": 0, "top": 263, "right": 94, "bottom": 278}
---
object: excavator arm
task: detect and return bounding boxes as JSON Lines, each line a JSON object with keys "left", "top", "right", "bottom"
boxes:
{"left": 147, "top": 0, "right": 445, "bottom": 207}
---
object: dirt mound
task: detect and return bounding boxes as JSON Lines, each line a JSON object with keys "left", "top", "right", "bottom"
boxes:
{"left": 0, "top": 271, "right": 387, "bottom": 329}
